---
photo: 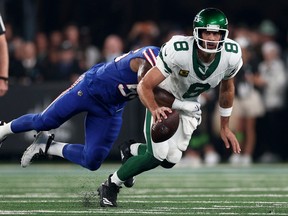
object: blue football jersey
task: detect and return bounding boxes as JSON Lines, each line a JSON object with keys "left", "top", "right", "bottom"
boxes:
{"left": 9, "top": 46, "right": 158, "bottom": 171}
{"left": 84, "top": 46, "right": 159, "bottom": 107}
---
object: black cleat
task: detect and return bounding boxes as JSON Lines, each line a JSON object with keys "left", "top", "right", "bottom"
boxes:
{"left": 119, "top": 139, "right": 136, "bottom": 188}
{"left": 0, "top": 121, "right": 7, "bottom": 148}
{"left": 97, "top": 175, "right": 121, "bottom": 207}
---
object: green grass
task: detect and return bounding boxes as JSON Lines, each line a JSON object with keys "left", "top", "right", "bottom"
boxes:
{"left": 0, "top": 163, "right": 288, "bottom": 215}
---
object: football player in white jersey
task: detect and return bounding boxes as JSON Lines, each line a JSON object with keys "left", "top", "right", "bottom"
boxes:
{"left": 98, "top": 8, "right": 243, "bottom": 207}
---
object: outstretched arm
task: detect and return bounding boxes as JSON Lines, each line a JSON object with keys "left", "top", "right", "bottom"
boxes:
{"left": 219, "top": 78, "right": 241, "bottom": 154}
{"left": 136, "top": 58, "right": 153, "bottom": 82}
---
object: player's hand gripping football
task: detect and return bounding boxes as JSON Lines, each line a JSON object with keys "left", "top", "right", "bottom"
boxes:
{"left": 151, "top": 106, "right": 172, "bottom": 124}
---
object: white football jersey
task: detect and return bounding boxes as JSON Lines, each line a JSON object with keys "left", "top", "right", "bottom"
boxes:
{"left": 156, "top": 35, "right": 243, "bottom": 101}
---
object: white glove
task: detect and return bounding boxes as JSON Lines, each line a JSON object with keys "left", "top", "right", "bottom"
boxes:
{"left": 172, "top": 99, "right": 202, "bottom": 122}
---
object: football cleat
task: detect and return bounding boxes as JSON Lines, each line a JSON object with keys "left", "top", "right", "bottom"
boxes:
{"left": 0, "top": 121, "right": 7, "bottom": 148}
{"left": 21, "top": 131, "right": 54, "bottom": 168}
{"left": 97, "top": 174, "right": 121, "bottom": 207}
{"left": 119, "top": 139, "right": 136, "bottom": 188}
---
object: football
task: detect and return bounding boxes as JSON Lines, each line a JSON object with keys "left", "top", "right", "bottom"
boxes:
{"left": 151, "top": 109, "right": 180, "bottom": 143}
{"left": 153, "top": 87, "right": 175, "bottom": 108}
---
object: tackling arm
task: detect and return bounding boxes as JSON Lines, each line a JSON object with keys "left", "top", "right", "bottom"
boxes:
{"left": 136, "top": 59, "right": 153, "bottom": 82}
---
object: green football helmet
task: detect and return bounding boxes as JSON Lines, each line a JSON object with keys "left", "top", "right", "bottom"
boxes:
{"left": 193, "top": 8, "right": 229, "bottom": 53}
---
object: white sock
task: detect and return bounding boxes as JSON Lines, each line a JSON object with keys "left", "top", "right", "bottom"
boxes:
{"left": 110, "top": 171, "right": 124, "bottom": 186}
{"left": 130, "top": 143, "right": 141, "bottom": 156}
{"left": 47, "top": 141, "right": 66, "bottom": 158}
{"left": 0, "top": 122, "right": 13, "bottom": 139}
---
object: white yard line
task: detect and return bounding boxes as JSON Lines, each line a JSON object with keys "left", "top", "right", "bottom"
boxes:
{"left": 0, "top": 210, "right": 287, "bottom": 215}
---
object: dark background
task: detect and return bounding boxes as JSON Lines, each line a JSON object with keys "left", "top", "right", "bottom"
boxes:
{"left": 1, "top": 0, "right": 288, "bottom": 48}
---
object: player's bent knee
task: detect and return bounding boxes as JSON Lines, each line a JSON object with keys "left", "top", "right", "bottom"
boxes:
{"left": 82, "top": 155, "right": 105, "bottom": 171}
{"left": 141, "top": 152, "right": 162, "bottom": 170}
{"left": 83, "top": 159, "right": 102, "bottom": 171}
{"left": 152, "top": 142, "right": 169, "bottom": 161}
{"left": 82, "top": 146, "right": 110, "bottom": 171}
{"left": 167, "top": 149, "right": 183, "bottom": 164}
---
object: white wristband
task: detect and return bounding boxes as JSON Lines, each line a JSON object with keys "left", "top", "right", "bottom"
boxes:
{"left": 219, "top": 106, "right": 233, "bottom": 117}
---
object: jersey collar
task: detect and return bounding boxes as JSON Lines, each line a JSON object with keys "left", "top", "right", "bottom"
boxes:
{"left": 192, "top": 42, "right": 221, "bottom": 80}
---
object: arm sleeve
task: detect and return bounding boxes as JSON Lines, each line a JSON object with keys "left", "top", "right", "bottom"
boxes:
{"left": 142, "top": 47, "right": 159, "bottom": 67}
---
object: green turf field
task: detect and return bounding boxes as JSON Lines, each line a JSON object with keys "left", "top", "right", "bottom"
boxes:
{"left": 0, "top": 163, "right": 288, "bottom": 215}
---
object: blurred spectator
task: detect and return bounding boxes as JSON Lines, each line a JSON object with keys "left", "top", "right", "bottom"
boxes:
{"left": 49, "top": 30, "right": 63, "bottom": 50}
{"left": 63, "top": 24, "right": 80, "bottom": 49}
{"left": 9, "top": 39, "right": 44, "bottom": 85}
{"left": 20, "top": 41, "right": 44, "bottom": 85}
{"left": 35, "top": 32, "right": 49, "bottom": 65}
{"left": 79, "top": 26, "right": 101, "bottom": 69}
{"left": 41, "top": 48, "right": 59, "bottom": 82}
{"left": 255, "top": 41, "right": 287, "bottom": 162}
{"left": 127, "top": 21, "right": 160, "bottom": 49}
{"left": 100, "top": 34, "right": 124, "bottom": 62}
{"left": 229, "top": 37, "right": 264, "bottom": 165}
{"left": 258, "top": 19, "right": 278, "bottom": 43}
{"left": 56, "top": 40, "right": 83, "bottom": 82}
{"left": 159, "top": 23, "right": 186, "bottom": 45}
{"left": 8, "top": 37, "right": 26, "bottom": 83}
{"left": 284, "top": 31, "right": 288, "bottom": 73}
{"left": 42, "top": 40, "right": 82, "bottom": 83}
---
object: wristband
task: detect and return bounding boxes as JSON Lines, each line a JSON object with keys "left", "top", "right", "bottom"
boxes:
{"left": 219, "top": 106, "right": 233, "bottom": 117}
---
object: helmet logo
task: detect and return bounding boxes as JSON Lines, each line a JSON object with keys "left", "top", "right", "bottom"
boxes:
{"left": 194, "top": 14, "right": 202, "bottom": 23}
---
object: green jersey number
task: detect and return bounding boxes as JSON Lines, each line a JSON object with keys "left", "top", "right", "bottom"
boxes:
{"left": 172, "top": 41, "right": 212, "bottom": 98}
{"left": 225, "top": 42, "right": 238, "bottom": 53}
{"left": 183, "top": 83, "right": 211, "bottom": 98}
{"left": 174, "top": 41, "right": 189, "bottom": 51}
{"left": 174, "top": 41, "right": 238, "bottom": 53}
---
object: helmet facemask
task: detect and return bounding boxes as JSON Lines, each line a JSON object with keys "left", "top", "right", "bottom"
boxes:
{"left": 193, "top": 27, "right": 229, "bottom": 53}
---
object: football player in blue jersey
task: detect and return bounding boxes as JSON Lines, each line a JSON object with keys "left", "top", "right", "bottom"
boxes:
{"left": 0, "top": 46, "right": 159, "bottom": 173}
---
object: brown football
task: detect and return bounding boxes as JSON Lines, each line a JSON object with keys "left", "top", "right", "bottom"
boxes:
{"left": 151, "top": 109, "right": 180, "bottom": 143}
{"left": 153, "top": 87, "right": 175, "bottom": 108}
